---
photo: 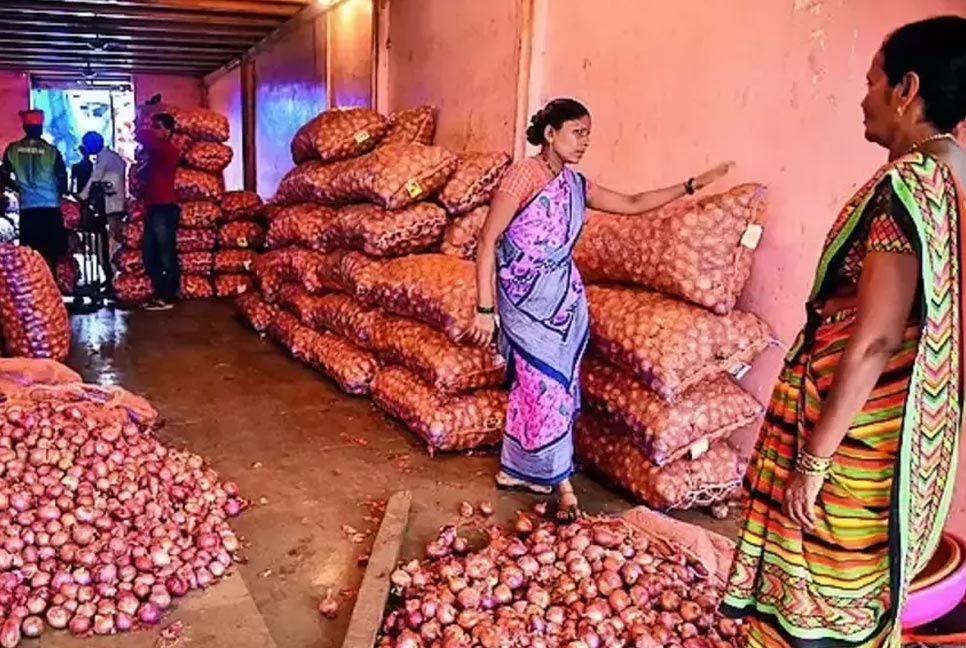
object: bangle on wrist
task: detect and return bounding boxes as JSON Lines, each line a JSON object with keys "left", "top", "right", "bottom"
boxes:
{"left": 684, "top": 178, "right": 696, "bottom": 195}
{"left": 477, "top": 305, "right": 495, "bottom": 315}
{"left": 795, "top": 448, "right": 832, "bottom": 477}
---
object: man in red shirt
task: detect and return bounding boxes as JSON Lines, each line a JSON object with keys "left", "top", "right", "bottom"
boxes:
{"left": 137, "top": 113, "right": 181, "bottom": 311}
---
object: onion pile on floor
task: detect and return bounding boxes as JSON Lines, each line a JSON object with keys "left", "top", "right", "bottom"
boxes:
{"left": 0, "top": 359, "right": 246, "bottom": 646}
{"left": 380, "top": 513, "right": 745, "bottom": 648}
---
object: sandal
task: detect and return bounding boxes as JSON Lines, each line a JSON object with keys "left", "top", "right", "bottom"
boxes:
{"left": 495, "top": 471, "right": 553, "bottom": 495}
{"left": 556, "top": 481, "right": 581, "bottom": 521}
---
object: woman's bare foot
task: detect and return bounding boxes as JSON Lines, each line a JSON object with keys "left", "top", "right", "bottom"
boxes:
{"left": 557, "top": 479, "right": 580, "bottom": 521}
{"left": 495, "top": 470, "right": 553, "bottom": 495}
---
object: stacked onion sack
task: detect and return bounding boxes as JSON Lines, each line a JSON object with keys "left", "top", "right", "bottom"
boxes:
{"left": 441, "top": 183, "right": 772, "bottom": 516}
{"left": 213, "top": 191, "right": 264, "bottom": 298}
{"left": 0, "top": 245, "right": 71, "bottom": 361}
{"left": 0, "top": 358, "right": 246, "bottom": 646}
{"left": 238, "top": 105, "right": 513, "bottom": 454}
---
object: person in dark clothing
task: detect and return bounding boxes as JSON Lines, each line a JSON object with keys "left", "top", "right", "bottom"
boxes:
{"left": 137, "top": 112, "right": 181, "bottom": 311}
{"left": 71, "top": 144, "right": 93, "bottom": 195}
{"left": 1, "top": 109, "right": 68, "bottom": 272}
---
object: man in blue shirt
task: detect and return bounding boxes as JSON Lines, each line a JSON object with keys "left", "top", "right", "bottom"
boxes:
{"left": 1, "top": 109, "right": 68, "bottom": 272}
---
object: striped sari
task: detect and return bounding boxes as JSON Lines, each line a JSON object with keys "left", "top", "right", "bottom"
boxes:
{"left": 722, "top": 152, "right": 965, "bottom": 648}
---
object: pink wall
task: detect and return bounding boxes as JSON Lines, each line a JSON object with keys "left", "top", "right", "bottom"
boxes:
{"left": 386, "top": 0, "right": 520, "bottom": 152}
{"left": 253, "top": 18, "right": 328, "bottom": 197}
{"left": 0, "top": 72, "right": 29, "bottom": 147}
{"left": 206, "top": 67, "right": 244, "bottom": 191}
{"left": 133, "top": 74, "right": 202, "bottom": 109}
{"left": 329, "top": 0, "right": 373, "bottom": 108}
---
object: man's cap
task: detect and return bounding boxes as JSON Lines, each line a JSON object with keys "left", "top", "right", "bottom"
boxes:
{"left": 19, "top": 110, "right": 44, "bottom": 126}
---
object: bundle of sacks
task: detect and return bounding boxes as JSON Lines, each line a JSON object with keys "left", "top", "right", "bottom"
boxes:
{"left": 238, "top": 105, "right": 514, "bottom": 454}
{"left": 114, "top": 105, "right": 262, "bottom": 304}
{"left": 0, "top": 244, "right": 71, "bottom": 361}
{"left": 441, "top": 182, "right": 772, "bottom": 514}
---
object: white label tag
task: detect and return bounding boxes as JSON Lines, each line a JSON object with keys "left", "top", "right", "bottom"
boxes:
{"left": 689, "top": 438, "right": 710, "bottom": 460}
{"left": 730, "top": 363, "right": 752, "bottom": 380}
{"left": 741, "top": 224, "right": 763, "bottom": 249}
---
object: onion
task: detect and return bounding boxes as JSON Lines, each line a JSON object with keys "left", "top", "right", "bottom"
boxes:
{"left": 478, "top": 501, "right": 494, "bottom": 517}
{"left": 138, "top": 602, "right": 161, "bottom": 625}
{"left": 93, "top": 614, "right": 115, "bottom": 635}
{"left": 456, "top": 586, "right": 480, "bottom": 610}
{"left": 68, "top": 614, "right": 91, "bottom": 636}
{"left": 115, "top": 612, "right": 135, "bottom": 632}
{"left": 46, "top": 606, "right": 69, "bottom": 629}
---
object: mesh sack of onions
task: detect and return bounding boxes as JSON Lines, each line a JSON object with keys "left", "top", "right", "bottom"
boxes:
{"left": 0, "top": 245, "right": 70, "bottom": 361}
{"left": 328, "top": 251, "right": 384, "bottom": 299}
{"left": 284, "top": 323, "right": 379, "bottom": 395}
{"left": 371, "top": 366, "right": 506, "bottom": 454}
{"left": 298, "top": 292, "right": 382, "bottom": 349}
{"left": 127, "top": 200, "right": 146, "bottom": 223}
{"left": 274, "top": 283, "right": 318, "bottom": 321}
{"left": 333, "top": 203, "right": 448, "bottom": 257}
{"left": 54, "top": 255, "right": 79, "bottom": 296}
{"left": 582, "top": 355, "right": 762, "bottom": 467}
{"left": 290, "top": 107, "right": 389, "bottom": 164}
{"left": 252, "top": 250, "right": 298, "bottom": 301}
{"left": 372, "top": 315, "right": 506, "bottom": 395}
{"left": 0, "top": 373, "right": 247, "bottom": 644}
{"left": 575, "top": 414, "right": 746, "bottom": 511}
{"left": 221, "top": 191, "right": 263, "bottom": 222}
{"left": 268, "top": 310, "right": 301, "bottom": 349}
{"left": 121, "top": 220, "right": 144, "bottom": 249}
{"left": 178, "top": 251, "right": 213, "bottom": 275}
{"left": 61, "top": 199, "right": 81, "bottom": 231}
{"left": 263, "top": 203, "right": 284, "bottom": 223}
{"left": 236, "top": 291, "right": 279, "bottom": 333}
{"left": 380, "top": 105, "right": 437, "bottom": 147}
{"left": 214, "top": 274, "right": 253, "bottom": 298}
{"left": 367, "top": 255, "right": 475, "bottom": 342}
{"left": 264, "top": 203, "right": 340, "bottom": 251}
{"left": 176, "top": 228, "right": 216, "bottom": 253}
{"left": 440, "top": 206, "right": 487, "bottom": 261}
{"left": 273, "top": 161, "right": 338, "bottom": 206}
{"left": 172, "top": 107, "right": 230, "bottom": 143}
{"left": 347, "top": 143, "right": 458, "bottom": 210}
{"left": 112, "top": 249, "right": 143, "bottom": 275}
{"left": 438, "top": 152, "right": 512, "bottom": 215}
{"left": 379, "top": 515, "right": 746, "bottom": 648}
{"left": 180, "top": 274, "right": 214, "bottom": 300}
{"left": 170, "top": 132, "right": 194, "bottom": 157}
{"left": 179, "top": 201, "right": 222, "bottom": 229}
{"left": 127, "top": 164, "right": 144, "bottom": 199}
{"left": 0, "top": 357, "right": 82, "bottom": 388}
{"left": 184, "top": 142, "right": 233, "bottom": 174}
{"left": 214, "top": 249, "right": 256, "bottom": 274}
{"left": 575, "top": 184, "right": 767, "bottom": 315}
{"left": 587, "top": 285, "right": 771, "bottom": 402}
{"left": 175, "top": 168, "right": 224, "bottom": 203}
{"left": 114, "top": 272, "right": 153, "bottom": 305}
{"left": 218, "top": 222, "right": 265, "bottom": 250}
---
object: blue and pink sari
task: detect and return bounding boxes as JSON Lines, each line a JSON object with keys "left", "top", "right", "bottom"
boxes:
{"left": 496, "top": 167, "right": 589, "bottom": 486}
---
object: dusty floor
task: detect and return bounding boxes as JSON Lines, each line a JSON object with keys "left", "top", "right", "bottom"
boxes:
{"left": 61, "top": 299, "right": 740, "bottom": 648}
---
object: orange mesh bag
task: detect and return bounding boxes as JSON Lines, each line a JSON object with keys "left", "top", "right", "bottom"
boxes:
{"left": 346, "top": 143, "right": 458, "bottom": 209}
{"left": 290, "top": 107, "right": 389, "bottom": 164}
{"left": 214, "top": 249, "right": 256, "bottom": 274}
{"left": 440, "top": 205, "right": 487, "bottom": 261}
{"left": 371, "top": 366, "right": 506, "bottom": 454}
{"left": 176, "top": 227, "right": 216, "bottom": 252}
{"left": 214, "top": 274, "right": 253, "bottom": 297}
{"left": 333, "top": 203, "right": 448, "bottom": 257}
{"left": 263, "top": 202, "right": 283, "bottom": 223}
{"left": 54, "top": 255, "right": 79, "bottom": 296}
{"left": 61, "top": 199, "right": 81, "bottom": 230}
{"left": 113, "top": 248, "right": 143, "bottom": 274}
{"left": 268, "top": 309, "right": 301, "bottom": 348}
{"left": 221, "top": 191, "right": 263, "bottom": 221}
{"left": 235, "top": 291, "right": 278, "bottom": 333}
{"left": 582, "top": 355, "right": 763, "bottom": 466}
{"left": 127, "top": 199, "right": 146, "bottom": 222}
{"left": 575, "top": 184, "right": 767, "bottom": 315}
{"left": 175, "top": 168, "right": 224, "bottom": 202}
{"left": 371, "top": 314, "right": 506, "bottom": 394}
{"left": 367, "top": 254, "right": 475, "bottom": 341}
{"left": 303, "top": 292, "right": 381, "bottom": 349}
{"left": 0, "top": 245, "right": 70, "bottom": 361}
{"left": 170, "top": 132, "right": 194, "bottom": 157}
{"left": 128, "top": 163, "right": 144, "bottom": 199}
{"left": 265, "top": 203, "right": 340, "bottom": 251}
{"left": 274, "top": 161, "right": 339, "bottom": 205}
{"left": 184, "top": 142, "right": 233, "bottom": 173}
{"left": 335, "top": 251, "right": 384, "bottom": 299}
{"left": 285, "top": 323, "right": 379, "bottom": 395}
{"left": 121, "top": 220, "right": 144, "bottom": 248}
{"left": 575, "top": 415, "right": 746, "bottom": 510}
{"left": 180, "top": 274, "right": 214, "bottom": 299}
{"left": 172, "top": 107, "right": 230, "bottom": 143}
{"left": 380, "top": 106, "right": 437, "bottom": 147}
{"left": 252, "top": 250, "right": 298, "bottom": 301}
{"left": 274, "top": 282, "right": 314, "bottom": 318}
{"left": 114, "top": 272, "right": 153, "bottom": 304}
{"left": 179, "top": 201, "right": 222, "bottom": 229}
{"left": 218, "top": 221, "right": 265, "bottom": 250}
{"left": 587, "top": 285, "right": 771, "bottom": 402}
{"left": 0, "top": 358, "right": 81, "bottom": 389}
{"left": 438, "top": 152, "right": 512, "bottom": 215}
{"left": 178, "top": 251, "right": 213, "bottom": 275}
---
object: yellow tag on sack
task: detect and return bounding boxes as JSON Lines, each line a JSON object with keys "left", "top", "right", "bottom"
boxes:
{"left": 689, "top": 438, "right": 710, "bottom": 460}
{"left": 353, "top": 130, "right": 371, "bottom": 144}
{"left": 238, "top": 237, "right": 249, "bottom": 248}
{"left": 405, "top": 179, "right": 423, "bottom": 199}
{"left": 740, "top": 224, "right": 763, "bottom": 250}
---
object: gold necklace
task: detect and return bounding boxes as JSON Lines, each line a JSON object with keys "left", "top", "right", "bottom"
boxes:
{"left": 908, "top": 131, "right": 958, "bottom": 154}
{"left": 539, "top": 153, "right": 562, "bottom": 176}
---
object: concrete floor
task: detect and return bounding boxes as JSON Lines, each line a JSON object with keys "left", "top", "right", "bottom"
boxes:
{"left": 62, "top": 299, "right": 740, "bottom": 648}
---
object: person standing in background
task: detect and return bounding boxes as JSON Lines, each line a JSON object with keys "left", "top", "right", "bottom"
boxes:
{"left": 78, "top": 131, "right": 127, "bottom": 291}
{"left": 136, "top": 112, "right": 180, "bottom": 311}
{"left": 1, "top": 109, "right": 68, "bottom": 272}
{"left": 70, "top": 144, "right": 93, "bottom": 195}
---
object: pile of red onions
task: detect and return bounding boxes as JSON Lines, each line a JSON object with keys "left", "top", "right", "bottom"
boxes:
{"left": 0, "top": 395, "right": 246, "bottom": 647}
{"left": 380, "top": 514, "right": 743, "bottom": 648}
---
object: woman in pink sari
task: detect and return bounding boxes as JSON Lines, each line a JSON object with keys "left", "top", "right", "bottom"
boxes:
{"left": 466, "top": 98, "right": 732, "bottom": 515}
